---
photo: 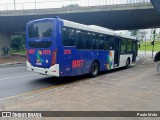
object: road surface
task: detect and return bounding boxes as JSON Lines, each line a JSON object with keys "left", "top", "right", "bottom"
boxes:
{"left": 0, "top": 63, "right": 91, "bottom": 100}
{"left": 0, "top": 64, "right": 60, "bottom": 99}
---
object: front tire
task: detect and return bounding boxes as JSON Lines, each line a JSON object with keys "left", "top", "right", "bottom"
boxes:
{"left": 90, "top": 61, "right": 99, "bottom": 77}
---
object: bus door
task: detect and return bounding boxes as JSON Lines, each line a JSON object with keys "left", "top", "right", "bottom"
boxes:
{"left": 62, "top": 27, "right": 75, "bottom": 76}
{"left": 114, "top": 38, "right": 121, "bottom": 67}
{"left": 132, "top": 41, "right": 138, "bottom": 63}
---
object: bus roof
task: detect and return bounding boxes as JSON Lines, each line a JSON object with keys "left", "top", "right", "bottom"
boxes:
{"left": 62, "top": 19, "right": 137, "bottom": 40}
{"left": 27, "top": 18, "right": 54, "bottom": 25}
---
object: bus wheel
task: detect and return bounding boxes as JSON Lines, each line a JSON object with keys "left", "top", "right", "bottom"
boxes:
{"left": 126, "top": 58, "right": 130, "bottom": 69}
{"left": 90, "top": 61, "right": 99, "bottom": 77}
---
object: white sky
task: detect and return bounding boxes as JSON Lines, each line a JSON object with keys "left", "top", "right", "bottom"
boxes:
{"left": 0, "top": 0, "right": 150, "bottom": 10}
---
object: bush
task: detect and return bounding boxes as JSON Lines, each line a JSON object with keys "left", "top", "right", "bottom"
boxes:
{"left": 10, "top": 35, "right": 25, "bottom": 51}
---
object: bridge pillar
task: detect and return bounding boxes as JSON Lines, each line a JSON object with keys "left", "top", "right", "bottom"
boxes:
{"left": 0, "top": 34, "right": 10, "bottom": 57}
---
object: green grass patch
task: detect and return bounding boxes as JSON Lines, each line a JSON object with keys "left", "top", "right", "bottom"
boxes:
{"left": 139, "top": 40, "right": 160, "bottom": 51}
{"left": 10, "top": 50, "right": 26, "bottom": 55}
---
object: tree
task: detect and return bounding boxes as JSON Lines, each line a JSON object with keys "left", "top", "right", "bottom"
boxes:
{"left": 138, "top": 31, "right": 147, "bottom": 42}
{"left": 10, "top": 35, "right": 25, "bottom": 51}
{"left": 62, "top": 4, "right": 80, "bottom": 8}
{"left": 128, "top": 30, "right": 139, "bottom": 36}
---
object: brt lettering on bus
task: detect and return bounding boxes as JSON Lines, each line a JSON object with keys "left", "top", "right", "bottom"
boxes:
{"left": 72, "top": 60, "right": 84, "bottom": 68}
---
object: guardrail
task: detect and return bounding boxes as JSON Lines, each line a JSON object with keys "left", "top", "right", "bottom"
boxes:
{"left": 0, "top": 0, "right": 151, "bottom": 11}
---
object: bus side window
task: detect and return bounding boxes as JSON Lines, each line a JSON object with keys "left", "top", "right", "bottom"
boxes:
{"left": 127, "top": 40, "right": 132, "bottom": 52}
{"left": 92, "top": 33, "right": 98, "bottom": 50}
{"left": 62, "top": 27, "right": 75, "bottom": 46}
{"left": 104, "top": 35, "right": 114, "bottom": 50}
{"left": 121, "top": 39, "right": 127, "bottom": 54}
{"left": 98, "top": 34, "right": 104, "bottom": 50}
{"left": 85, "top": 32, "right": 92, "bottom": 49}
{"left": 76, "top": 30, "right": 85, "bottom": 49}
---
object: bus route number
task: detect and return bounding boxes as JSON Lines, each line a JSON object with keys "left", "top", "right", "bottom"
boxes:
{"left": 64, "top": 50, "right": 71, "bottom": 54}
{"left": 43, "top": 50, "right": 51, "bottom": 55}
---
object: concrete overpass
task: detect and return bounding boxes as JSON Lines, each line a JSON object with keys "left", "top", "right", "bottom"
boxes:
{"left": 150, "top": 0, "right": 160, "bottom": 15}
{"left": 0, "top": 2, "right": 159, "bottom": 34}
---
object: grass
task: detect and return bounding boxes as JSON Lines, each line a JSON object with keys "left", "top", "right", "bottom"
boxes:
{"left": 139, "top": 40, "right": 160, "bottom": 51}
{"left": 10, "top": 50, "right": 26, "bottom": 55}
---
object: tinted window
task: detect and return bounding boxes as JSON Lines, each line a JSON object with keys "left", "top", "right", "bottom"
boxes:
{"left": 104, "top": 35, "right": 114, "bottom": 50}
{"left": 28, "top": 41, "right": 52, "bottom": 48}
{"left": 85, "top": 32, "right": 92, "bottom": 49}
{"left": 28, "top": 22, "right": 53, "bottom": 38}
{"left": 98, "top": 35, "right": 104, "bottom": 50}
{"left": 121, "top": 39, "right": 127, "bottom": 54}
{"left": 62, "top": 28, "right": 75, "bottom": 46}
{"left": 92, "top": 34, "right": 98, "bottom": 50}
{"left": 127, "top": 40, "right": 132, "bottom": 52}
{"left": 76, "top": 30, "right": 85, "bottom": 49}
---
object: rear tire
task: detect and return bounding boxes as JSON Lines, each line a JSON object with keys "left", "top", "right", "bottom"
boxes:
{"left": 126, "top": 58, "right": 130, "bottom": 69}
{"left": 90, "top": 61, "right": 99, "bottom": 77}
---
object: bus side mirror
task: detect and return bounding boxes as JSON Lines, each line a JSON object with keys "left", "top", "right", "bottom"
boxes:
{"left": 139, "top": 44, "right": 140, "bottom": 48}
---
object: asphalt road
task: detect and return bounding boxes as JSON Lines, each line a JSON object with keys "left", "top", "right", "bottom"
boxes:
{"left": 0, "top": 64, "right": 68, "bottom": 100}
{"left": 0, "top": 63, "right": 91, "bottom": 100}
{"left": 0, "top": 64, "right": 45, "bottom": 99}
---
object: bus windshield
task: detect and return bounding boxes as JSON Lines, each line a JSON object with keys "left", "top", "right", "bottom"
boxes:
{"left": 28, "top": 21, "right": 53, "bottom": 38}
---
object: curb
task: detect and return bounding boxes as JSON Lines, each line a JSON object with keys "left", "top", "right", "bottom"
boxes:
{"left": 11, "top": 53, "right": 26, "bottom": 57}
{"left": 0, "top": 53, "right": 26, "bottom": 66}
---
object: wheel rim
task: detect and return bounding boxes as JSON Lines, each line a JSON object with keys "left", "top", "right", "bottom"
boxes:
{"left": 92, "top": 63, "right": 98, "bottom": 76}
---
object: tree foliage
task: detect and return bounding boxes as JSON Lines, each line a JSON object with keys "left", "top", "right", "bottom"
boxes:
{"left": 10, "top": 35, "right": 25, "bottom": 51}
{"left": 128, "top": 30, "right": 139, "bottom": 36}
{"left": 62, "top": 4, "right": 80, "bottom": 8}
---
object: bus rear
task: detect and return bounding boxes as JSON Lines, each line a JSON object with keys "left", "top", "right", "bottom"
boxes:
{"left": 26, "top": 18, "right": 60, "bottom": 77}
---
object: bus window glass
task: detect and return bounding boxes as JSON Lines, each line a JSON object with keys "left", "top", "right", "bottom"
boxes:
{"left": 28, "top": 41, "right": 52, "bottom": 48}
{"left": 121, "top": 39, "right": 127, "bottom": 54}
{"left": 92, "top": 34, "right": 98, "bottom": 50}
{"left": 28, "top": 22, "right": 53, "bottom": 38}
{"left": 76, "top": 30, "right": 85, "bottom": 49}
{"left": 127, "top": 40, "right": 132, "bottom": 52}
{"left": 98, "top": 35, "right": 104, "bottom": 50}
{"left": 62, "top": 28, "right": 75, "bottom": 46}
{"left": 85, "top": 32, "right": 92, "bottom": 49}
{"left": 104, "top": 35, "right": 114, "bottom": 50}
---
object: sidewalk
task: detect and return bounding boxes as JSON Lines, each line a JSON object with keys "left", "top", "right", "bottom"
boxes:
{"left": 0, "top": 54, "right": 26, "bottom": 65}
{"left": 138, "top": 50, "right": 157, "bottom": 57}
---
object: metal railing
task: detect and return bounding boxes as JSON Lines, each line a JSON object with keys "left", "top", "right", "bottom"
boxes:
{"left": 0, "top": 0, "right": 151, "bottom": 11}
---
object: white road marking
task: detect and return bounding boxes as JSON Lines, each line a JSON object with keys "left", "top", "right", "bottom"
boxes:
{"left": 0, "top": 74, "right": 39, "bottom": 81}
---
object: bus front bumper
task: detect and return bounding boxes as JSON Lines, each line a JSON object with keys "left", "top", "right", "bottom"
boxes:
{"left": 26, "top": 61, "right": 60, "bottom": 77}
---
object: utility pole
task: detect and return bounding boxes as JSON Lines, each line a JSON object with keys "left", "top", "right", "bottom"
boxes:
{"left": 151, "top": 28, "right": 156, "bottom": 59}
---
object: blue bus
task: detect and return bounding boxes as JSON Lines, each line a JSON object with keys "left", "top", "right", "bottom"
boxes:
{"left": 26, "top": 17, "right": 138, "bottom": 77}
